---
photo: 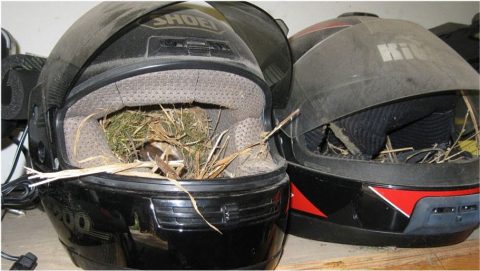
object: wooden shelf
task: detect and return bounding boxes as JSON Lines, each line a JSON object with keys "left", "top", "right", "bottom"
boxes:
{"left": 2, "top": 209, "right": 478, "bottom": 270}
{"left": 278, "top": 239, "right": 479, "bottom": 270}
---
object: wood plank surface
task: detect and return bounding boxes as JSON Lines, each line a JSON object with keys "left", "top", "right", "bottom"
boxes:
{"left": 1, "top": 209, "right": 479, "bottom": 270}
{"left": 434, "top": 240, "right": 480, "bottom": 270}
{"left": 1, "top": 209, "right": 78, "bottom": 270}
{"left": 277, "top": 239, "right": 479, "bottom": 270}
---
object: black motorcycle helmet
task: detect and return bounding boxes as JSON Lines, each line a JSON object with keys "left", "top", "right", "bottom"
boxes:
{"left": 274, "top": 14, "right": 479, "bottom": 247}
{"left": 28, "top": 2, "right": 292, "bottom": 269}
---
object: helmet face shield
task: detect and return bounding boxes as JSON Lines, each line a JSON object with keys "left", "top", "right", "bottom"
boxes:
{"left": 278, "top": 18, "right": 479, "bottom": 138}
{"left": 36, "top": 2, "right": 292, "bottom": 109}
{"left": 280, "top": 14, "right": 480, "bottom": 188}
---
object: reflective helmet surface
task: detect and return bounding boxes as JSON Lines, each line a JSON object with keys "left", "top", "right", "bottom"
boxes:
{"left": 276, "top": 14, "right": 479, "bottom": 247}
{"left": 28, "top": 2, "right": 292, "bottom": 269}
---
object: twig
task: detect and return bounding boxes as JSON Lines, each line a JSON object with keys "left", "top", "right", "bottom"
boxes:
{"left": 379, "top": 147, "right": 414, "bottom": 154}
{"left": 159, "top": 104, "right": 177, "bottom": 130}
{"left": 200, "top": 129, "right": 228, "bottom": 177}
{"left": 202, "top": 135, "right": 230, "bottom": 179}
{"left": 210, "top": 109, "right": 222, "bottom": 141}
{"left": 405, "top": 148, "right": 445, "bottom": 163}
{"left": 262, "top": 109, "right": 300, "bottom": 143}
{"left": 385, "top": 136, "right": 397, "bottom": 163}
{"left": 26, "top": 162, "right": 154, "bottom": 187}
{"left": 439, "top": 150, "right": 466, "bottom": 163}
{"left": 162, "top": 176, "right": 222, "bottom": 234}
{"left": 203, "top": 108, "right": 300, "bottom": 179}
{"left": 155, "top": 155, "right": 179, "bottom": 178}
{"left": 419, "top": 144, "right": 438, "bottom": 163}
{"left": 461, "top": 90, "right": 479, "bottom": 146}
{"left": 207, "top": 151, "right": 245, "bottom": 179}
{"left": 445, "top": 111, "right": 469, "bottom": 159}
{"left": 25, "top": 162, "right": 222, "bottom": 234}
{"left": 327, "top": 142, "right": 349, "bottom": 155}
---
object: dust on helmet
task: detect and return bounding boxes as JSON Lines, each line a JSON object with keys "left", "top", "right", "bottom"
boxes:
{"left": 274, "top": 13, "right": 479, "bottom": 247}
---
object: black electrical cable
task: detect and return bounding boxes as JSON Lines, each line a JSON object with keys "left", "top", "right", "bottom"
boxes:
{"left": 1, "top": 251, "right": 19, "bottom": 261}
{"left": 8, "top": 136, "right": 28, "bottom": 159}
{"left": 1, "top": 175, "right": 40, "bottom": 263}
{"left": 5, "top": 126, "right": 29, "bottom": 184}
{"left": 0, "top": 198, "right": 16, "bottom": 263}
{"left": 2, "top": 175, "right": 39, "bottom": 210}
{"left": 9, "top": 134, "right": 32, "bottom": 171}
{"left": 1, "top": 173, "right": 40, "bottom": 268}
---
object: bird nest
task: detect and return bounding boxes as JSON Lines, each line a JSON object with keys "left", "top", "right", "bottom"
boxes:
{"left": 99, "top": 105, "right": 238, "bottom": 179}
{"left": 314, "top": 93, "right": 479, "bottom": 164}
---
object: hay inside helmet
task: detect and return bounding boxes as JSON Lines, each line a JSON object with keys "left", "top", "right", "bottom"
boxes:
{"left": 273, "top": 14, "right": 479, "bottom": 247}
{"left": 28, "top": 2, "right": 292, "bottom": 269}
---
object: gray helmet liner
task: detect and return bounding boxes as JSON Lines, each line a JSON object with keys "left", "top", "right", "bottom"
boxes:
{"left": 64, "top": 69, "right": 277, "bottom": 177}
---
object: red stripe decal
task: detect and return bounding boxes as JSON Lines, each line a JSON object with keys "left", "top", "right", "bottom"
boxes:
{"left": 291, "top": 183, "right": 327, "bottom": 218}
{"left": 370, "top": 186, "right": 479, "bottom": 217}
{"left": 291, "top": 20, "right": 352, "bottom": 40}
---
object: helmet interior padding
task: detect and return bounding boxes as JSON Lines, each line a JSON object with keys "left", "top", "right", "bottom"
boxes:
{"left": 304, "top": 93, "right": 460, "bottom": 160}
{"left": 330, "top": 93, "right": 456, "bottom": 157}
{"left": 63, "top": 69, "right": 277, "bottom": 177}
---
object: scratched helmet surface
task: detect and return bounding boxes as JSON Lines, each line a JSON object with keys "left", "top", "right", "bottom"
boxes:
{"left": 56, "top": 4, "right": 276, "bottom": 174}
{"left": 273, "top": 14, "right": 479, "bottom": 247}
{"left": 28, "top": 2, "right": 291, "bottom": 269}
{"left": 276, "top": 15, "right": 479, "bottom": 137}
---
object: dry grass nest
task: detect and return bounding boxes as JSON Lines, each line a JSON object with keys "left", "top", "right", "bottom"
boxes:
{"left": 99, "top": 105, "right": 234, "bottom": 179}
{"left": 323, "top": 93, "right": 479, "bottom": 164}
{"left": 99, "top": 105, "right": 206, "bottom": 178}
